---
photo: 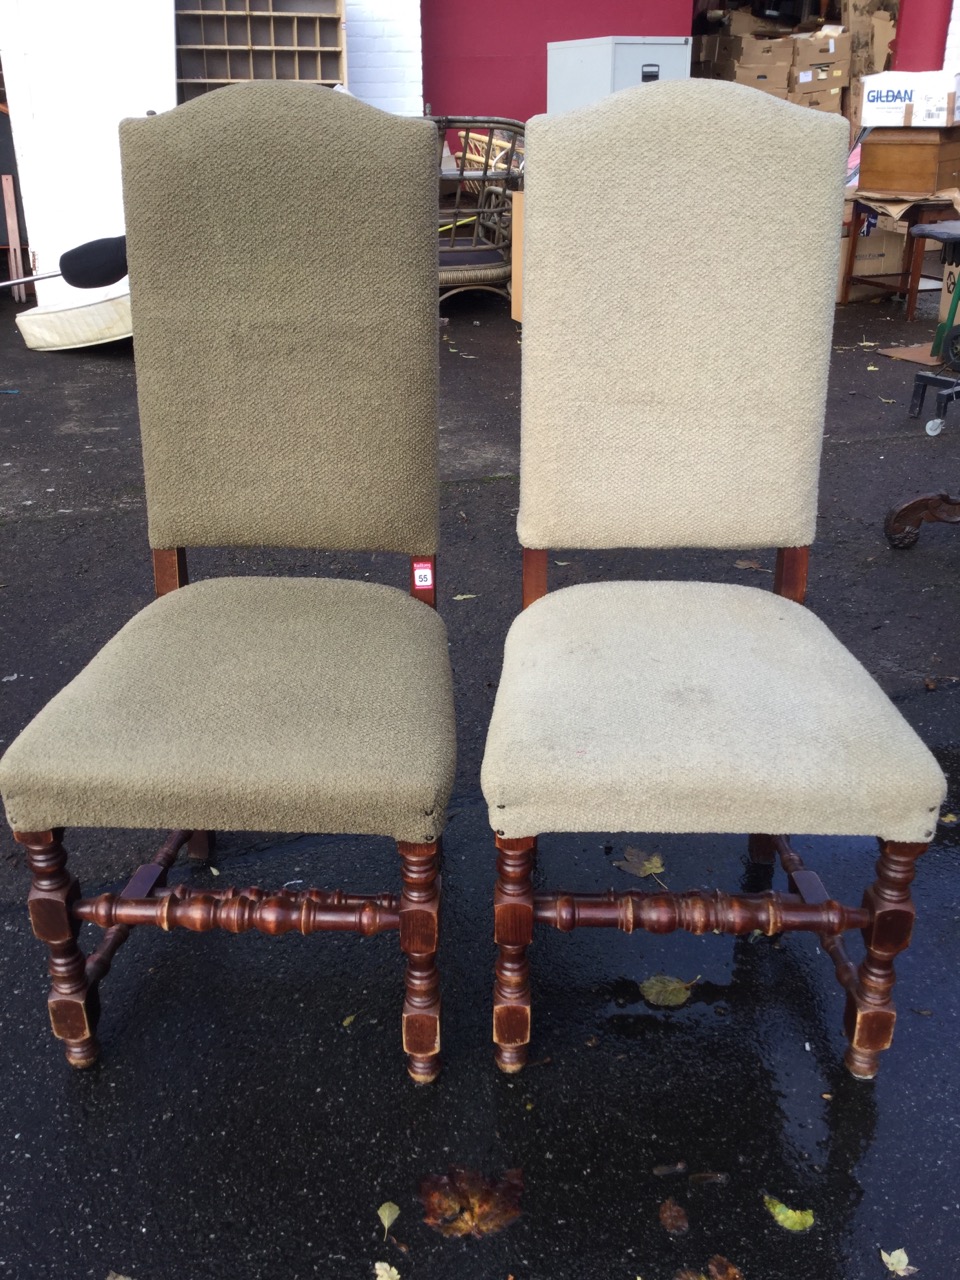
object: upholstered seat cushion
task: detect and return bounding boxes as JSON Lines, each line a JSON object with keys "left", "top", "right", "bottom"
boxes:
{"left": 481, "top": 581, "right": 945, "bottom": 844}
{"left": 0, "top": 577, "right": 456, "bottom": 844}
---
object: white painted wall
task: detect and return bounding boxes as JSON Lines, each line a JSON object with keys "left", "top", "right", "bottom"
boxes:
{"left": 945, "top": 0, "right": 960, "bottom": 72}
{"left": 0, "top": 0, "right": 176, "bottom": 309}
{"left": 343, "top": 0, "right": 423, "bottom": 115}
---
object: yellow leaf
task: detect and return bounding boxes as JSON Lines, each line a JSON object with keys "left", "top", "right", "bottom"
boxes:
{"left": 453, "top": 593, "right": 477, "bottom": 600}
{"left": 640, "top": 973, "right": 699, "bottom": 1008}
{"left": 879, "top": 397, "right": 895, "bottom": 404}
{"left": 374, "top": 1265, "right": 401, "bottom": 1280}
{"left": 377, "top": 1201, "right": 400, "bottom": 1240}
{"left": 880, "top": 1248, "right": 918, "bottom": 1276}
{"left": 867, "top": 364, "right": 879, "bottom": 371}
{"left": 734, "top": 557, "right": 762, "bottom": 570}
{"left": 763, "top": 1194, "right": 814, "bottom": 1232}
{"left": 941, "top": 812, "right": 957, "bottom": 825}
{"left": 613, "top": 847, "right": 665, "bottom": 879}
{"left": 342, "top": 1014, "right": 356, "bottom": 1027}
{"left": 209, "top": 866, "right": 220, "bottom": 876}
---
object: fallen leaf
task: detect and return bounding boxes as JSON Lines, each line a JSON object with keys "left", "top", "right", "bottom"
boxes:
{"left": 641, "top": 974, "right": 700, "bottom": 1008}
{"left": 734, "top": 558, "right": 762, "bottom": 570}
{"left": 940, "top": 813, "right": 957, "bottom": 825}
{"left": 460, "top": 353, "right": 477, "bottom": 359}
{"left": 613, "top": 848, "right": 665, "bottom": 880}
{"left": 879, "top": 397, "right": 896, "bottom": 404}
{"left": 867, "top": 364, "right": 879, "bottom": 371}
{"left": 554, "top": 560, "right": 571, "bottom": 565}
{"left": 653, "top": 1161, "right": 688, "bottom": 1177}
{"left": 420, "top": 1167, "right": 523, "bottom": 1238}
{"left": 452, "top": 593, "right": 477, "bottom": 601}
{"left": 342, "top": 1014, "right": 356, "bottom": 1027}
{"left": 708, "top": 1258, "right": 744, "bottom": 1280}
{"left": 659, "top": 1197, "right": 689, "bottom": 1235}
{"left": 763, "top": 1193, "right": 814, "bottom": 1232}
{"left": 880, "top": 1248, "right": 919, "bottom": 1276}
{"left": 924, "top": 677, "right": 938, "bottom": 691}
{"left": 378, "top": 1201, "right": 400, "bottom": 1240}
{"left": 374, "top": 1265, "right": 401, "bottom": 1280}
{"left": 209, "top": 866, "right": 220, "bottom": 876}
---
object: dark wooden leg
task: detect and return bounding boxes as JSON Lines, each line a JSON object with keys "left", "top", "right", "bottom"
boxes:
{"left": 884, "top": 492, "right": 960, "bottom": 549}
{"left": 747, "top": 834, "right": 777, "bottom": 865}
{"left": 844, "top": 840, "right": 928, "bottom": 1080}
{"left": 187, "top": 830, "right": 215, "bottom": 863}
{"left": 493, "top": 835, "right": 536, "bottom": 1073}
{"left": 904, "top": 230, "right": 927, "bottom": 321}
{"left": 15, "top": 829, "right": 100, "bottom": 1069}
{"left": 839, "top": 204, "right": 864, "bottom": 305}
{"left": 398, "top": 840, "right": 441, "bottom": 1084}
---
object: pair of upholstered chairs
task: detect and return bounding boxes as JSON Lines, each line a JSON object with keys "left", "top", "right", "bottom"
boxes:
{"left": 0, "top": 80, "right": 945, "bottom": 1089}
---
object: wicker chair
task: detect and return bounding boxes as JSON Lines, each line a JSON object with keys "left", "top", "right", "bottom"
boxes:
{"left": 432, "top": 116, "right": 524, "bottom": 303}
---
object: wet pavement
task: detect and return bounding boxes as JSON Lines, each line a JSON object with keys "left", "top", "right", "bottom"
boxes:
{"left": 1, "top": 289, "right": 959, "bottom": 1280}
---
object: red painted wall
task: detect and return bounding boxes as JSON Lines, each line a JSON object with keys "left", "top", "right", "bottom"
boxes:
{"left": 421, "top": 0, "right": 693, "bottom": 121}
{"left": 890, "top": 0, "right": 950, "bottom": 71}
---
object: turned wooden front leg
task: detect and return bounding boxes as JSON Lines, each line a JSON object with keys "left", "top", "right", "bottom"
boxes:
{"left": 16, "top": 829, "right": 100, "bottom": 1069}
{"left": 493, "top": 835, "right": 536, "bottom": 1073}
{"left": 398, "top": 840, "right": 441, "bottom": 1084}
{"left": 844, "top": 840, "right": 928, "bottom": 1080}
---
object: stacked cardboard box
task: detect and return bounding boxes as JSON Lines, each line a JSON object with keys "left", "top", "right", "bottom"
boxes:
{"left": 693, "top": 10, "right": 853, "bottom": 114}
{"left": 788, "top": 31, "right": 851, "bottom": 113}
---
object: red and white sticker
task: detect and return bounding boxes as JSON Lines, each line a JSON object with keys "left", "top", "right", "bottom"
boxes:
{"left": 413, "top": 560, "right": 434, "bottom": 590}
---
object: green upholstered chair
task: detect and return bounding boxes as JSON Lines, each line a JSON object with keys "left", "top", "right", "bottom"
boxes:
{"left": 480, "top": 80, "right": 946, "bottom": 1081}
{"left": 0, "top": 83, "right": 456, "bottom": 1084}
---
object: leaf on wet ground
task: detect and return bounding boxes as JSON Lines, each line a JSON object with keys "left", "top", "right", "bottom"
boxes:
{"left": 879, "top": 397, "right": 896, "bottom": 404}
{"left": 342, "top": 1014, "right": 356, "bottom": 1027}
{"left": 374, "top": 1264, "right": 401, "bottom": 1280}
{"left": 940, "top": 812, "right": 957, "bottom": 825}
{"left": 420, "top": 1167, "right": 523, "bottom": 1238}
{"left": 734, "top": 557, "right": 764, "bottom": 570}
{"left": 453, "top": 593, "right": 477, "bottom": 601}
{"left": 613, "top": 848, "right": 665, "bottom": 882}
{"left": 377, "top": 1201, "right": 399, "bottom": 1240}
{"left": 707, "top": 1257, "right": 744, "bottom": 1280}
{"left": 763, "top": 1193, "right": 814, "bottom": 1232}
{"left": 659, "top": 1197, "right": 689, "bottom": 1235}
{"left": 880, "top": 1248, "right": 919, "bottom": 1276}
{"left": 640, "top": 974, "right": 700, "bottom": 1008}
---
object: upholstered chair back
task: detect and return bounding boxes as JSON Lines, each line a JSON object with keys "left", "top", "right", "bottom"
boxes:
{"left": 517, "top": 79, "right": 848, "bottom": 551}
{"left": 121, "top": 82, "right": 439, "bottom": 554}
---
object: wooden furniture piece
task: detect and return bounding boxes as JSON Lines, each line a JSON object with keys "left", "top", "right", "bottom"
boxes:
{"left": 840, "top": 197, "right": 956, "bottom": 320}
{"left": 0, "top": 84, "right": 455, "bottom": 1084}
{"left": 859, "top": 127, "right": 960, "bottom": 196}
{"left": 885, "top": 491, "right": 960, "bottom": 547}
{"left": 175, "top": 0, "right": 346, "bottom": 103}
{"left": 480, "top": 80, "right": 946, "bottom": 1083}
{"left": 432, "top": 117, "right": 524, "bottom": 304}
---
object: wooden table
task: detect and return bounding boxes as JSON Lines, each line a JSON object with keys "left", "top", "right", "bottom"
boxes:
{"left": 840, "top": 197, "right": 956, "bottom": 320}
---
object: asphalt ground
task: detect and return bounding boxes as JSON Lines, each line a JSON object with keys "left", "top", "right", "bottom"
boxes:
{"left": 0, "top": 288, "right": 959, "bottom": 1280}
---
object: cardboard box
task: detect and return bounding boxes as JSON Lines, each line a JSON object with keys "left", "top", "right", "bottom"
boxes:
{"left": 872, "top": 11, "right": 895, "bottom": 74}
{"left": 713, "top": 61, "right": 790, "bottom": 93}
{"left": 789, "top": 86, "right": 843, "bottom": 112}
{"left": 717, "top": 33, "right": 793, "bottom": 67}
{"left": 693, "top": 34, "right": 719, "bottom": 63}
{"left": 837, "top": 226, "right": 906, "bottom": 302}
{"left": 859, "top": 127, "right": 960, "bottom": 194}
{"left": 845, "top": 76, "right": 864, "bottom": 129}
{"left": 860, "top": 71, "right": 960, "bottom": 129}
{"left": 789, "top": 63, "right": 849, "bottom": 93}
{"left": 726, "top": 8, "right": 790, "bottom": 37}
{"left": 793, "top": 31, "right": 852, "bottom": 70}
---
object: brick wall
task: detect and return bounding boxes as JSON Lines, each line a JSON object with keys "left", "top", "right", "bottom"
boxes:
{"left": 343, "top": 0, "right": 423, "bottom": 115}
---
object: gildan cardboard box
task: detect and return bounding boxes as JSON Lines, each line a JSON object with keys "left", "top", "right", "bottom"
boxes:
{"left": 860, "top": 71, "right": 960, "bottom": 128}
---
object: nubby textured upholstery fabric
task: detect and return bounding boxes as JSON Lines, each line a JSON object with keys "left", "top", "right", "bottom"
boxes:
{"left": 1, "top": 578, "right": 456, "bottom": 844}
{"left": 518, "top": 79, "right": 849, "bottom": 551}
{"left": 481, "top": 581, "right": 945, "bottom": 843}
{"left": 121, "top": 82, "right": 439, "bottom": 553}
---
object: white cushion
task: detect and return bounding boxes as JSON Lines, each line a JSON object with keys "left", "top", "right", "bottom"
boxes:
{"left": 481, "top": 581, "right": 945, "bottom": 843}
